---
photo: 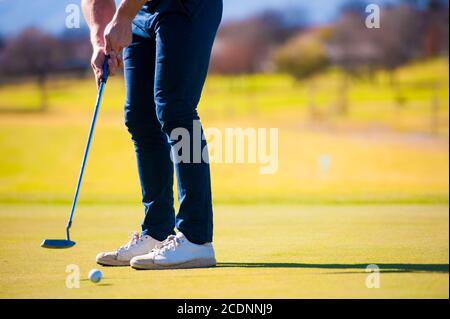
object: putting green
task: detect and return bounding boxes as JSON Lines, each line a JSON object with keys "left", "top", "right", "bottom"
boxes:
{"left": 0, "top": 204, "right": 447, "bottom": 298}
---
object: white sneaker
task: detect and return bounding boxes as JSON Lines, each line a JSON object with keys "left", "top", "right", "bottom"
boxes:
{"left": 130, "top": 232, "right": 216, "bottom": 270}
{"left": 96, "top": 232, "right": 161, "bottom": 266}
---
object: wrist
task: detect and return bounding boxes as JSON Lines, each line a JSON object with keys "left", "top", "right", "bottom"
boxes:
{"left": 115, "top": 7, "right": 135, "bottom": 24}
{"left": 90, "top": 29, "right": 106, "bottom": 49}
{"left": 115, "top": 0, "right": 147, "bottom": 23}
{"left": 92, "top": 41, "right": 105, "bottom": 51}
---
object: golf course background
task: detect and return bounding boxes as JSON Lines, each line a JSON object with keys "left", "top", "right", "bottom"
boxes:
{"left": 0, "top": 58, "right": 448, "bottom": 204}
{"left": 0, "top": 0, "right": 448, "bottom": 299}
{"left": 0, "top": 57, "right": 448, "bottom": 298}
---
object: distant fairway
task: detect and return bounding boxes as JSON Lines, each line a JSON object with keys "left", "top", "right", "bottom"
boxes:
{"left": 0, "top": 204, "right": 448, "bottom": 298}
{"left": 0, "top": 58, "right": 448, "bottom": 205}
{"left": 0, "top": 110, "right": 448, "bottom": 205}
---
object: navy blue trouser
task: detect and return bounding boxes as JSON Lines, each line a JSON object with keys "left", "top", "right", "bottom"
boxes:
{"left": 123, "top": 0, "right": 222, "bottom": 244}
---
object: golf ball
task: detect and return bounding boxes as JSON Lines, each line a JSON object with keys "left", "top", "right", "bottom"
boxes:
{"left": 88, "top": 269, "right": 102, "bottom": 283}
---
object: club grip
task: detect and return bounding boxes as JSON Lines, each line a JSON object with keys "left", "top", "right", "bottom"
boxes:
{"left": 101, "top": 55, "right": 110, "bottom": 83}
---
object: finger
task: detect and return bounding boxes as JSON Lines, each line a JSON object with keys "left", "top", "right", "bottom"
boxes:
{"left": 108, "top": 58, "right": 117, "bottom": 76}
{"left": 117, "top": 51, "right": 123, "bottom": 69}
{"left": 108, "top": 59, "right": 116, "bottom": 76}
{"left": 96, "top": 68, "right": 103, "bottom": 87}
{"left": 105, "top": 34, "right": 120, "bottom": 58}
{"left": 104, "top": 33, "right": 112, "bottom": 54}
{"left": 92, "top": 52, "right": 104, "bottom": 71}
{"left": 91, "top": 64, "right": 101, "bottom": 88}
{"left": 108, "top": 51, "right": 120, "bottom": 76}
{"left": 95, "top": 73, "right": 101, "bottom": 89}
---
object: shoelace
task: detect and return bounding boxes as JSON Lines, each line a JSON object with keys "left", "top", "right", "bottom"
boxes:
{"left": 155, "top": 235, "right": 180, "bottom": 254}
{"left": 118, "top": 231, "right": 141, "bottom": 251}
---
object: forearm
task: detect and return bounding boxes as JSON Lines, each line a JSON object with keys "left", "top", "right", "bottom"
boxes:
{"left": 83, "top": 0, "right": 148, "bottom": 83}
{"left": 82, "top": 0, "right": 116, "bottom": 48}
{"left": 115, "top": 0, "right": 148, "bottom": 22}
{"left": 82, "top": 0, "right": 148, "bottom": 48}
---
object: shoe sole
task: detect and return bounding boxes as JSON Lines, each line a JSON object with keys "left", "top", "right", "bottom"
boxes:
{"left": 96, "top": 259, "right": 130, "bottom": 267}
{"left": 131, "top": 258, "right": 216, "bottom": 270}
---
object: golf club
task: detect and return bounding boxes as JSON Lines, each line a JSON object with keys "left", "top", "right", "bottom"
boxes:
{"left": 41, "top": 56, "right": 109, "bottom": 249}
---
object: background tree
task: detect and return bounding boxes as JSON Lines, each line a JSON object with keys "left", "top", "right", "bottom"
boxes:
{"left": 210, "top": 11, "right": 295, "bottom": 74}
{"left": 326, "top": 9, "right": 381, "bottom": 115}
{"left": 421, "top": 0, "right": 449, "bottom": 57}
{"left": 0, "top": 28, "right": 68, "bottom": 111}
{"left": 376, "top": 5, "right": 422, "bottom": 79}
{"left": 273, "top": 30, "right": 330, "bottom": 119}
{"left": 326, "top": 4, "right": 423, "bottom": 114}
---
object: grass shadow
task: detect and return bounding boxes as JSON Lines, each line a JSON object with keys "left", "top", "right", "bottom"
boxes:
{"left": 217, "top": 262, "right": 449, "bottom": 273}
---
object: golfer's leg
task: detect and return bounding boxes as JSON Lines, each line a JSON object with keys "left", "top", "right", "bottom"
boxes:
{"left": 154, "top": 0, "right": 223, "bottom": 244}
{"left": 124, "top": 30, "right": 175, "bottom": 241}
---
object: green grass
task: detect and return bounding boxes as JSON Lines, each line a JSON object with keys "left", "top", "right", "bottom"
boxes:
{"left": 0, "top": 112, "right": 447, "bottom": 204}
{"left": 0, "top": 204, "right": 447, "bottom": 298}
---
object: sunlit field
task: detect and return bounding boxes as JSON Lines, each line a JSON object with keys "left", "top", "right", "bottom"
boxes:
{"left": 0, "top": 58, "right": 448, "bottom": 298}
{"left": 0, "top": 204, "right": 448, "bottom": 298}
{"left": 0, "top": 58, "right": 448, "bottom": 204}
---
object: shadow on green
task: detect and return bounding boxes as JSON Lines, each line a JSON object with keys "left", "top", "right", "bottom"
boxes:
{"left": 217, "top": 263, "right": 449, "bottom": 273}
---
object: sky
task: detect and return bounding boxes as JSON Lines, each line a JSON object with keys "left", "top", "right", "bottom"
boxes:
{"left": 0, "top": 0, "right": 401, "bottom": 36}
{"left": 223, "top": 0, "right": 348, "bottom": 22}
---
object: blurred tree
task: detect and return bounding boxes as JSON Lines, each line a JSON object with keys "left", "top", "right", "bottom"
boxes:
{"left": 273, "top": 30, "right": 330, "bottom": 119}
{"left": 274, "top": 31, "right": 330, "bottom": 80}
{"left": 421, "top": 0, "right": 448, "bottom": 134}
{"left": 59, "top": 28, "right": 92, "bottom": 78}
{"left": 0, "top": 28, "right": 69, "bottom": 111}
{"left": 325, "top": 10, "right": 374, "bottom": 115}
{"left": 210, "top": 10, "right": 295, "bottom": 74}
{"left": 377, "top": 5, "right": 422, "bottom": 75}
{"left": 422, "top": 0, "right": 449, "bottom": 56}
{"left": 327, "top": 5, "right": 425, "bottom": 114}
{"left": 0, "top": 35, "right": 5, "bottom": 51}
{"left": 328, "top": 11, "right": 380, "bottom": 74}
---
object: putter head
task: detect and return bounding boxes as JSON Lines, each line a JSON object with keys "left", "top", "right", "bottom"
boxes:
{"left": 41, "top": 239, "right": 76, "bottom": 249}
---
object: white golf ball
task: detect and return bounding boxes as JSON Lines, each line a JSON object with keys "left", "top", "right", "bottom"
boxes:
{"left": 88, "top": 269, "right": 102, "bottom": 283}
